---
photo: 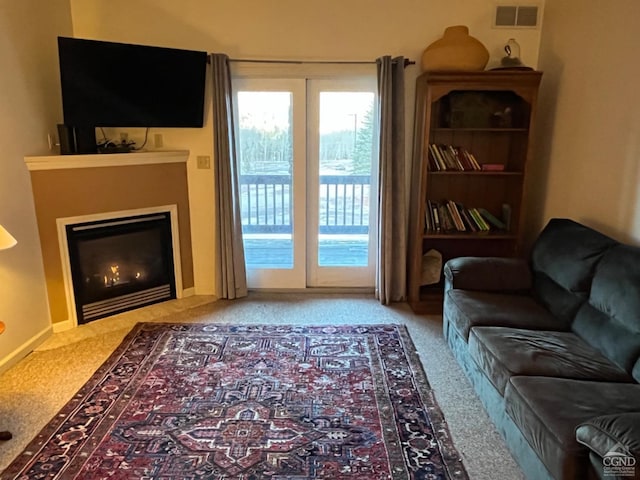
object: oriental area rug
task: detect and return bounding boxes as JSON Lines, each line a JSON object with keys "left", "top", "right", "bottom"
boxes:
{"left": 2, "top": 323, "right": 468, "bottom": 479}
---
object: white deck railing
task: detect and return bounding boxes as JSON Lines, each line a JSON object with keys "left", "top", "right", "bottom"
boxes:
{"left": 239, "top": 174, "right": 370, "bottom": 234}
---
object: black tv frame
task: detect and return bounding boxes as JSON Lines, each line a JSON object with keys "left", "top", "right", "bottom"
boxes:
{"left": 58, "top": 37, "right": 208, "bottom": 131}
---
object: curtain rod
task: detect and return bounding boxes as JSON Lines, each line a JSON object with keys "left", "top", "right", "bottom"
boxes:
{"left": 221, "top": 57, "right": 415, "bottom": 68}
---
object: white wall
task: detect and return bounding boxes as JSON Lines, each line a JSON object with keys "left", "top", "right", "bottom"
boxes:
{"left": 69, "top": 0, "right": 545, "bottom": 294}
{"left": 528, "top": 0, "right": 640, "bottom": 245}
{"left": 0, "top": 0, "right": 73, "bottom": 371}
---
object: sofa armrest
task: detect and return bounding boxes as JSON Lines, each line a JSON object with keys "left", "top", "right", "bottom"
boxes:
{"left": 443, "top": 257, "right": 532, "bottom": 293}
{"left": 576, "top": 412, "right": 640, "bottom": 460}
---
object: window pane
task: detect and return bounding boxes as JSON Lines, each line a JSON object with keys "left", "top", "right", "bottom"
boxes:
{"left": 317, "top": 92, "right": 374, "bottom": 267}
{"left": 237, "top": 91, "right": 293, "bottom": 269}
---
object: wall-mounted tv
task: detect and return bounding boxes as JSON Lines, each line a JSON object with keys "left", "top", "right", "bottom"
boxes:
{"left": 58, "top": 37, "right": 207, "bottom": 128}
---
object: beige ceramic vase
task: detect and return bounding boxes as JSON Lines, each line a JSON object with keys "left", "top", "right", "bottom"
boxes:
{"left": 421, "top": 25, "right": 489, "bottom": 71}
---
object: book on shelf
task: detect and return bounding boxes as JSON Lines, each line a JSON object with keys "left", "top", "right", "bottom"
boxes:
{"left": 431, "top": 202, "right": 441, "bottom": 231}
{"left": 458, "top": 204, "right": 479, "bottom": 233}
{"left": 425, "top": 205, "right": 431, "bottom": 231}
{"left": 468, "top": 208, "right": 490, "bottom": 231}
{"left": 446, "top": 200, "right": 466, "bottom": 231}
{"left": 437, "top": 203, "right": 455, "bottom": 231}
{"left": 424, "top": 200, "right": 510, "bottom": 234}
{"left": 460, "top": 148, "right": 482, "bottom": 172}
{"left": 446, "top": 146, "right": 464, "bottom": 171}
{"left": 440, "top": 147, "right": 458, "bottom": 170}
{"left": 424, "top": 199, "right": 441, "bottom": 232}
{"left": 480, "top": 163, "right": 506, "bottom": 172}
{"left": 478, "top": 208, "right": 507, "bottom": 230}
{"left": 502, "top": 203, "right": 512, "bottom": 231}
{"left": 427, "top": 144, "right": 482, "bottom": 172}
{"left": 427, "top": 144, "right": 443, "bottom": 171}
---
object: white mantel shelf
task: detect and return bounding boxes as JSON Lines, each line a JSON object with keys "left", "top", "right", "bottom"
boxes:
{"left": 25, "top": 150, "right": 190, "bottom": 171}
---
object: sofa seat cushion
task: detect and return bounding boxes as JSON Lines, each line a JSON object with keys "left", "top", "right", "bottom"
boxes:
{"left": 469, "top": 327, "right": 633, "bottom": 395}
{"left": 445, "top": 290, "right": 567, "bottom": 341}
{"left": 505, "top": 377, "right": 640, "bottom": 480}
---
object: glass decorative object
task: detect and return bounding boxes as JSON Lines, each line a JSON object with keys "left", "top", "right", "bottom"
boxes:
{"left": 501, "top": 38, "right": 523, "bottom": 67}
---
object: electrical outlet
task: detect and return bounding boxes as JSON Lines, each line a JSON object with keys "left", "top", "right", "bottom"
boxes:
{"left": 119, "top": 132, "right": 129, "bottom": 142}
{"left": 154, "top": 133, "right": 164, "bottom": 148}
{"left": 197, "top": 155, "right": 211, "bottom": 169}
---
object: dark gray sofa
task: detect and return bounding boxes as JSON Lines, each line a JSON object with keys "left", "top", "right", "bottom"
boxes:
{"left": 443, "top": 218, "right": 640, "bottom": 480}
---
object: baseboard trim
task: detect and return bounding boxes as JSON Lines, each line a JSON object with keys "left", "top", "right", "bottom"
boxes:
{"left": 52, "top": 319, "right": 74, "bottom": 333}
{"left": 182, "top": 287, "right": 195, "bottom": 297}
{"left": 249, "top": 287, "right": 375, "bottom": 295}
{"left": 0, "top": 325, "right": 53, "bottom": 375}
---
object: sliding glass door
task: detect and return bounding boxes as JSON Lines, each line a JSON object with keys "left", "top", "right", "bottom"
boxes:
{"left": 234, "top": 79, "right": 306, "bottom": 288}
{"left": 234, "top": 75, "right": 378, "bottom": 289}
{"left": 306, "top": 79, "right": 378, "bottom": 287}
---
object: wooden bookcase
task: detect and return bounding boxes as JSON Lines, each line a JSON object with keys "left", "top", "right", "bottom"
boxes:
{"left": 407, "top": 70, "right": 542, "bottom": 314}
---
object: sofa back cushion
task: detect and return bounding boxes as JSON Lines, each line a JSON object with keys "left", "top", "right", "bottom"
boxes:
{"left": 572, "top": 244, "right": 640, "bottom": 373}
{"left": 531, "top": 218, "right": 618, "bottom": 322}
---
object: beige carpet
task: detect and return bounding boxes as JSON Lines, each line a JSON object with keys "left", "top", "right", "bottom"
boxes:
{"left": 0, "top": 293, "right": 524, "bottom": 479}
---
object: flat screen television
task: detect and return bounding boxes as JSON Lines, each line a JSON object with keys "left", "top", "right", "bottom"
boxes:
{"left": 58, "top": 37, "right": 207, "bottom": 128}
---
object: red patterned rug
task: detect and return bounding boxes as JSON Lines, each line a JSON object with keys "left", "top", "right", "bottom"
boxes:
{"left": 2, "top": 323, "right": 468, "bottom": 479}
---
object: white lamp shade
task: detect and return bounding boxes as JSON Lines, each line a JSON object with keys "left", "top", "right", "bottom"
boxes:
{"left": 0, "top": 224, "right": 17, "bottom": 250}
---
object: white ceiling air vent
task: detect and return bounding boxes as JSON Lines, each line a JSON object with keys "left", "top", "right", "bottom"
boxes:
{"left": 494, "top": 5, "right": 539, "bottom": 28}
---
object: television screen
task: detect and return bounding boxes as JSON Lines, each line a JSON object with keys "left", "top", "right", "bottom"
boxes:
{"left": 58, "top": 37, "right": 207, "bottom": 128}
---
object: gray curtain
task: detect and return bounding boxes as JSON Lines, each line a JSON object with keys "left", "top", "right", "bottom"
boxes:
{"left": 210, "top": 53, "right": 248, "bottom": 299}
{"left": 375, "top": 56, "right": 407, "bottom": 304}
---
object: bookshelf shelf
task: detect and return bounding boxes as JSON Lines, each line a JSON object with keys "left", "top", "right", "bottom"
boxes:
{"left": 423, "top": 232, "right": 518, "bottom": 240}
{"left": 433, "top": 127, "right": 529, "bottom": 133}
{"left": 428, "top": 171, "right": 524, "bottom": 176}
{"left": 407, "top": 70, "right": 542, "bottom": 314}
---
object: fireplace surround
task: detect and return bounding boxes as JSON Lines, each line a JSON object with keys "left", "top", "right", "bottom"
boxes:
{"left": 65, "top": 211, "right": 177, "bottom": 324}
{"left": 26, "top": 150, "right": 194, "bottom": 330}
{"left": 58, "top": 206, "right": 184, "bottom": 326}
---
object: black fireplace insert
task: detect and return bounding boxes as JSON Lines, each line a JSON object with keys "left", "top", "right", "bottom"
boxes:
{"left": 66, "top": 212, "right": 177, "bottom": 324}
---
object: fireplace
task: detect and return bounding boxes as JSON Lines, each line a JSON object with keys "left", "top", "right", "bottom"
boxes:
{"left": 65, "top": 211, "right": 177, "bottom": 324}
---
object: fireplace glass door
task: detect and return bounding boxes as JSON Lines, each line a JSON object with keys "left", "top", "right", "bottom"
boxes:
{"left": 66, "top": 212, "right": 176, "bottom": 324}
